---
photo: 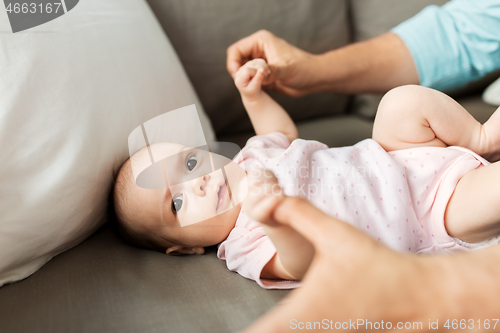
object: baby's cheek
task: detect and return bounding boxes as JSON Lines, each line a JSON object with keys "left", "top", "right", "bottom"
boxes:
{"left": 177, "top": 195, "right": 218, "bottom": 227}
{"left": 225, "top": 162, "right": 248, "bottom": 205}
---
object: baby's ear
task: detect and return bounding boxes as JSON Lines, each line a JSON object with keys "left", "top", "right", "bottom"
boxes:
{"left": 166, "top": 245, "right": 205, "bottom": 255}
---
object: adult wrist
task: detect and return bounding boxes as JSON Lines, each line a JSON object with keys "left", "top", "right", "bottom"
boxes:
{"left": 305, "top": 52, "right": 337, "bottom": 95}
{"left": 308, "top": 47, "right": 359, "bottom": 95}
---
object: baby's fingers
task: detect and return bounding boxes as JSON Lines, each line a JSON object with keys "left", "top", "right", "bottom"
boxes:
{"left": 247, "top": 68, "right": 267, "bottom": 91}
{"left": 234, "top": 66, "right": 258, "bottom": 88}
{"left": 244, "top": 58, "right": 271, "bottom": 73}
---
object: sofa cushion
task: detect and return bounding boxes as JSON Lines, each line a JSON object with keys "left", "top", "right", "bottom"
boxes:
{"left": 0, "top": 223, "right": 289, "bottom": 333}
{"left": 0, "top": 0, "right": 214, "bottom": 286}
{"left": 483, "top": 76, "right": 500, "bottom": 106}
{"left": 147, "top": 0, "right": 352, "bottom": 137}
{"left": 220, "top": 114, "right": 375, "bottom": 149}
{"left": 456, "top": 95, "right": 499, "bottom": 124}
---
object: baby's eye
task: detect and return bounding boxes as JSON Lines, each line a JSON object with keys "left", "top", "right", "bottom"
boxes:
{"left": 186, "top": 156, "right": 197, "bottom": 171}
{"left": 172, "top": 196, "right": 183, "bottom": 212}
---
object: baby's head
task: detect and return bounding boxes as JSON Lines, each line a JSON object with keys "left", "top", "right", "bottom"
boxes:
{"left": 113, "top": 142, "right": 246, "bottom": 255}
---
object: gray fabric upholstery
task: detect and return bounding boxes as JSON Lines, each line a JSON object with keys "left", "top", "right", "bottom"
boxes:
{"left": 350, "top": 0, "right": 450, "bottom": 43}
{"left": 146, "top": 0, "right": 351, "bottom": 136}
{"left": 219, "top": 95, "right": 496, "bottom": 153}
{"left": 0, "top": 223, "right": 289, "bottom": 333}
{"left": 220, "top": 114, "right": 375, "bottom": 149}
{"left": 454, "top": 95, "right": 498, "bottom": 124}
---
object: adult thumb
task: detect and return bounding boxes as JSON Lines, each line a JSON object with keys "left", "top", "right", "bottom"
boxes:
{"left": 272, "top": 197, "right": 339, "bottom": 245}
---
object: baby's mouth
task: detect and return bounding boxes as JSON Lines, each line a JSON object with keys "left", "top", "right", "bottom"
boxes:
{"left": 216, "top": 182, "right": 228, "bottom": 212}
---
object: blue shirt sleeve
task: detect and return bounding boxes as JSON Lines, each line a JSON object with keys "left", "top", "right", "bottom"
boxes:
{"left": 391, "top": 0, "right": 500, "bottom": 92}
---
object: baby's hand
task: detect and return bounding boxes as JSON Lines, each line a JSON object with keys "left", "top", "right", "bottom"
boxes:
{"left": 243, "top": 168, "right": 284, "bottom": 227}
{"left": 234, "top": 58, "right": 271, "bottom": 102}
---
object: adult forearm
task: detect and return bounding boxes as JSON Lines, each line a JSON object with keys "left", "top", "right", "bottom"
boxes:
{"left": 310, "top": 33, "right": 419, "bottom": 94}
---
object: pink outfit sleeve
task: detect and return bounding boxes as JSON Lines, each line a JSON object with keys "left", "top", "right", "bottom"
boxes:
{"left": 217, "top": 211, "right": 300, "bottom": 289}
{"left": 246, "top": 131, "right": 291, "bottom": 149}
{"left": 233, "top": 132, "right": 291, "bottom": 165}
{"left": 218, "top": 133, "right": 299, "bottom": 289}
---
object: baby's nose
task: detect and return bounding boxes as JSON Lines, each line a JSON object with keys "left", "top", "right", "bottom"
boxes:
{"left": 197, "top": 175, "right": 210, "bottom": 193}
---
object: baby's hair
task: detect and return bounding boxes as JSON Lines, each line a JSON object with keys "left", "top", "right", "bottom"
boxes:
{"left": 112, "top": 158, "right": 166, "bottom": 252}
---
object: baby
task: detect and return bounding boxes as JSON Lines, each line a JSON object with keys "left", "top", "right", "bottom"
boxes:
{"left": 113, "top": 59, "right": 500, "bottom": 289}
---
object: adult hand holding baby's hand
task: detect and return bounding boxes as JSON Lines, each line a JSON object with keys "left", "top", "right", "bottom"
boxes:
{"left": 227, "top": 30, "right": 317, "bottom": 97}
{"left": 242, "top": 174, "right": 434, "bottom": 333}
{"left": 234, "top": 58, "right": 271, "bottom": 103}
{"left": 244, "top": 169, "right": 314, "bottom": 281}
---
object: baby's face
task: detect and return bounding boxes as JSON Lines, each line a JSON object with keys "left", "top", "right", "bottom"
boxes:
{"left": 127, "top": 142, "right": 247, "bottom": 248}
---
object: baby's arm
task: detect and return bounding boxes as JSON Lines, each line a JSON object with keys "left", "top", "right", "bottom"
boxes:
{"left": 234, "top": 59, "right": 298, "bottom": 143}
{"left": 373, "top": 85, "right": 500, "bottom": 162}
{"left": 244, "top": 169, "right": 314, "bottom": 281}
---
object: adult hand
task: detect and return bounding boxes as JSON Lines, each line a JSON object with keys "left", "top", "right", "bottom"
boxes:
{"left": 242, "top": 196, "right": 433, "bottom": 333}
{"left": 244, "top": 169, "right": 314, "bottom": 280}
{"left": 226, "top": 30, "right": 318, "bottom": 97}
{"left": 228, "top": 31, "right": 419, "bottom": 96}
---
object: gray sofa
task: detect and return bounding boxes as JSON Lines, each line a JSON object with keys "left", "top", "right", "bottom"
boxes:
{"left": 1, "top": 1, "right": 497, "bottom": 332}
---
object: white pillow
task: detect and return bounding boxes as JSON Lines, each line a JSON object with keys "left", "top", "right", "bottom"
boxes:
{"left": 483, "top": 77, "right": 500, "bottom": 106}
{"left": 0, "top": 0, "right": 214, "bottom": 286}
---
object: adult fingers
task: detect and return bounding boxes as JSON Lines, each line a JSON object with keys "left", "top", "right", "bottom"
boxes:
{"left": 272, "top": 197, "right": 332, "bottom": 244}
{"left": 272, "top": 196, "right": 357, "bottom": 248}
{"left": 227, "top": 35, "right": 258, "bottom": 77}
{"left": 226, "top": 30, "right": 272, "bottom": 77}
{"left": 270, "top": 77, "right": 303, "bottom": 98}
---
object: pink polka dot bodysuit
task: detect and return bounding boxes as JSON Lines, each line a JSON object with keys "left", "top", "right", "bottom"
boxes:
{"left": 218, "top": 132, "right": 496, "bottom": 289}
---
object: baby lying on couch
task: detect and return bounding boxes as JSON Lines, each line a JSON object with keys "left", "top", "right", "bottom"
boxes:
{"left": 113, "top": 59, "right": 500, "bottom": 289}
